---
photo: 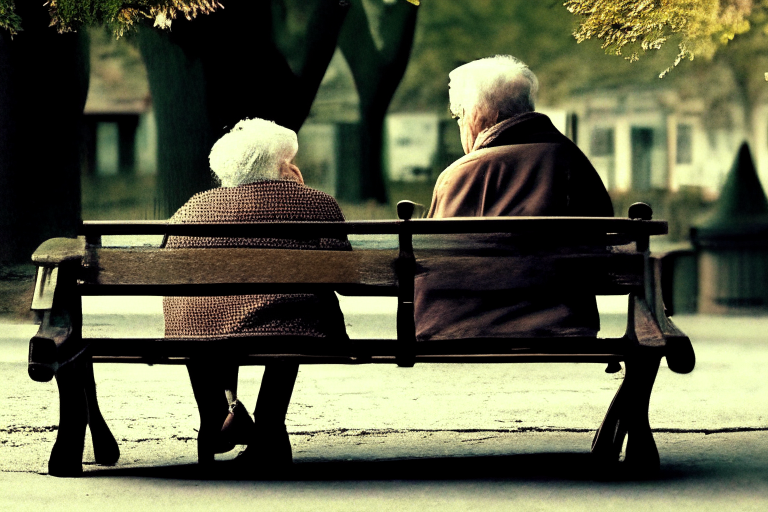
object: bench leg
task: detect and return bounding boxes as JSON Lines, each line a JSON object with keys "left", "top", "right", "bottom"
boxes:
{"left": 187, "top": 363, "right": 229, "bottom": 465}
{"left": 592, "top": 353, "right": 661, "bottom": 476}
{"left": 83, "top": 357, "right": 120, "bottom": 466}
{"left": 622, "top": 353, "right": 661, "bottom": 475}
{"left": 591, "top": 378, "right": 628, "bottom": 463}
{"left": 49, "top": 359, "right": 88, "bottom": 477}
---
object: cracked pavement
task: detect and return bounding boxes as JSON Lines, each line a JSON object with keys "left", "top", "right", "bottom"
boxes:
{"left": 1, "top": 297, "right": 767, "bottom": 511}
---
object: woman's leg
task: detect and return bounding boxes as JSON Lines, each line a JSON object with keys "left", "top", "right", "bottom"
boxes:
{"left": 219, "top": 364, "right": 257, "bottom": 452}
{"left": 187, "top": 362, "right": 229, "bottom": 464}
{"left": 254, "top": 363, "right": 299, "bottom": 427}
{"left": 223, "top": 364, "right": 239, "bottom": 410}
{"left": 236, "top": 363, "right": 299, "bottom": 466}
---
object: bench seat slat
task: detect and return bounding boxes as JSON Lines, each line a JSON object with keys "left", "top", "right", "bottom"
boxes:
{"left": 84, "top": 336, "right": 630, "bottom": 358}
{"left": 90, "top": 354, "right": 625, "bottom": 365}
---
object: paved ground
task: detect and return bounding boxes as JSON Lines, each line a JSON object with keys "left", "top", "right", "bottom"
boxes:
{"left": 1, "top": 297, "right": 767, "bottom": 511}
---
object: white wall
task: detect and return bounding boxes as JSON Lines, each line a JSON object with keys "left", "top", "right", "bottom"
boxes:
{"left": 386, "top": 113, "right": 440, "bottom": 182}
{"left": 95, "top": 123, "right": 119, "bottom": 176}
{"left": 572, "top": 90, "right": 768, "bottom": 197}
{"left": 136, "top": 109, "right": 157, "bottom": 175}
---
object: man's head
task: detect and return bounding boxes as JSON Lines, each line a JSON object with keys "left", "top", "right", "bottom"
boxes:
{"left": 209, "top": 118, "right": 303, "bottom": 187}
{"left": 449, "top": 55, "right": 539, "bottom": 153}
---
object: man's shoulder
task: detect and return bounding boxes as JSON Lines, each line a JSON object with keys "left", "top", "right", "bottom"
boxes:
{"left": 440, "top": 146, "right": 518, "bottom": 173}
{"left": 432, "top": 146, "right": 534, "bottom": 201}
{"left": 438, "top": 142, "right": 565, "bottom": 178}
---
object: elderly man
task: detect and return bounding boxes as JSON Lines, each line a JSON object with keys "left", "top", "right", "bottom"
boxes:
{"left": 163, "top": 118, "right": 350, "bottom": 467}
{"left": 415, "top": 55, "right": 614, "bottom": 341}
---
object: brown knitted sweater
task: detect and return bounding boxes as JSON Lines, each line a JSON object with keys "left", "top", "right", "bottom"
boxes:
{"left": 162, "top": 180, "right": 351, "bottom": 340}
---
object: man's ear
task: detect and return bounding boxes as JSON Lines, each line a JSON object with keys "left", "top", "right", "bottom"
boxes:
{"left": 279, "top": 161, "right": 304, "bottom": 184}
{"left": 461, "top": 108, "right": 487, "bottom": 154}
{"left": 465, "top": 109, "right": 499, "bottom": 152}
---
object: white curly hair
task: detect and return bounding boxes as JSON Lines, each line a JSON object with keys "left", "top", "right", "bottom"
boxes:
{"left": 209, "top": 118, "right": 298, "bottom": 187}
{"left": 448, "top": 55, "right": 539, "bottom": 123}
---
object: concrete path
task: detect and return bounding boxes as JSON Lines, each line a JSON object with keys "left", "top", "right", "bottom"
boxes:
{"left": 1, "top": 298, "right": 767, "bottom": 511}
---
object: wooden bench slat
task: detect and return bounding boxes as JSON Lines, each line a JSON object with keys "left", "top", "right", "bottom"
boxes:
{"left": 81, "top": 247, "right": 643, "bottom": 296}
{"left": 85, "top": 331, "right": 631, "bottom": 365}
{"left": 84, "top": 336, "right": 630, "bottom": 356}
{"left": 415, "top": 252, "right": 643, "bottom": 294}
{"left": 83, "top": 248, "right": 398, "bottom": 295}
{"left": 411, "top": 233, "right": 636, "bottom": 252}
{"left": 80, "top": 217, "right": 667, "bottom": 237}
{"left": 90, "top": 354, "right": 625, "bottom": 365}
{"left": 78, "top": 283, "right": 400, "bottom": 296}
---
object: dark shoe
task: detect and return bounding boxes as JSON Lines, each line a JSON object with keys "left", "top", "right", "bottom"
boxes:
{"left": 214, "top": 401, "right": 257, "bottom": 454}
{"left": 227, "top": 425, "right": 293, "bottom": 476}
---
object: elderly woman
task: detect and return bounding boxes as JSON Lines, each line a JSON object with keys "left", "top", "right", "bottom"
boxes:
{"left": 415, "top": 55, "right": 614, "bottom": 340}
{"left": 163, "top": 118, "right": 350, "bottom": 467}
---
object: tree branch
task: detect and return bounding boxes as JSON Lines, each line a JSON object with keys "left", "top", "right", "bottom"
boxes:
{"left": 339, "top": 0, "right": 418, "bottom": 108}
{"left": 378, "top": 0, "right": 419, "bottom": 66}
{"left": 337, "top": 0, "right": 378, "bottom": 73}
{"left": 295, "top": 0, "right": 351, "bottom": 91}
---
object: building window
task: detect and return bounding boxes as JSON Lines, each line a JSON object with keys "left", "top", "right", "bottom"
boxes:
{"left": 677, "top": 123, "right": 693, "bottom": 164}
{"left": 631, "top": 127, "right": 654, "bottom": 191}
{"left": 590, "top": 127, "right": 614, "bottom": 156}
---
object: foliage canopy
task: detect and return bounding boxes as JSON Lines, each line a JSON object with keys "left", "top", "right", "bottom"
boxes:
{"left": 0, "top": 1, "right": 223, "bottom": 36}
{"left": 0, "top": 1, "right": 21, "bottom": 36}
{"left": 565, "top": 0, "right": 759, "bottom": 77}
{"left": 0, "top": 0, "right": 759, "bottom": 80}
{"left": 0, "top": 0, "right": 420, "bottom": 37}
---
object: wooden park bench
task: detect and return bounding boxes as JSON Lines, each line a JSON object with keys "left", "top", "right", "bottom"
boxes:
{"left": 28, "top": 201, "right": 695, "bottom": 477}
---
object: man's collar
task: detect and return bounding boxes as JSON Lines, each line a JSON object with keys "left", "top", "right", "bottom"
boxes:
{"left": 471, "top": 111, "right": 547, "bottom": 152}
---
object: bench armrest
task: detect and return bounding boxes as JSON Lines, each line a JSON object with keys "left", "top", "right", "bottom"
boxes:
{"left": 631, "top": 254, "right": 695, "bottom": 374}
{"left": 28, "top": 238, "right": 86, "bottom": 382}
{"left": 660, "top": 316, "right": 695, "bottom": 374}
{"left": 31, "top": 237, "right": 85, "bottom": 266}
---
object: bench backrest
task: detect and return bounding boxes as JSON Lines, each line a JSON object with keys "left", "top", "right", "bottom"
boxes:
{"left": 69, "top": 215, "right": 666, "bottom": 299}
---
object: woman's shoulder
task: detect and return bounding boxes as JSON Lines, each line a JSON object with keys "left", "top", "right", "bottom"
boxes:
{"left": 170, "top": 180, "right": 346, "bottom": 223}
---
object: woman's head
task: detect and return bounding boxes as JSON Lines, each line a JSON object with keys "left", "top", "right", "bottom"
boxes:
{"left": 209, "top": 118, "right": 299, "bottom": 187}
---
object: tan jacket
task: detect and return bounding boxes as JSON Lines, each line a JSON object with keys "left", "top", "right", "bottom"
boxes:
{"left": 415, "top": 113, "right": 613, "bottom": 340}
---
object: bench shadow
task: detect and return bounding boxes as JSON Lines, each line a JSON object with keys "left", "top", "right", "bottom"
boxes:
{"left": 80, "top": 452, "right": 659, "bottom": 482}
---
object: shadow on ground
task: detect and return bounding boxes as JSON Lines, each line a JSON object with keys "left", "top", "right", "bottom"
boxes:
{"left": 78, "top": 452, "right": 709, "bottom": 483}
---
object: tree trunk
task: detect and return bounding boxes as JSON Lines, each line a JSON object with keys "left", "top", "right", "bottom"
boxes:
{"left": 337, "top": 0, "right": 418, "bottom": 204}
{"left": 138, "top": 0, "right": 348, "bottom": 217}
{"left": 357, "top": 100, "right": 389, "bottom": 204}
{"left": 0, "top": 4, "right": 89, "bottom": 265}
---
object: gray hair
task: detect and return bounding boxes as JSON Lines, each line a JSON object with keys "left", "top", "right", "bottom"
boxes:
{"left": 448, "top": 55, "right": 539, "bottom": 122}
{"left": 209, "top": 118, "right": 298, "bottom": 187}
